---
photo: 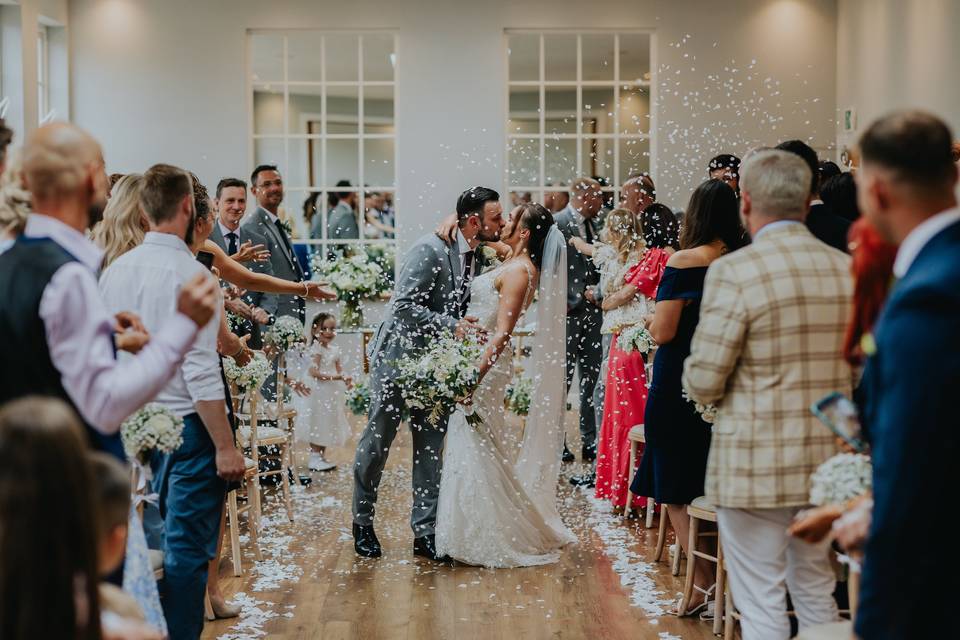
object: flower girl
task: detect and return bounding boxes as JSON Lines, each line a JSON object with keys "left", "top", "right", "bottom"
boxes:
{"left": 295, "top": 312, "right": 353, "bottom": 472}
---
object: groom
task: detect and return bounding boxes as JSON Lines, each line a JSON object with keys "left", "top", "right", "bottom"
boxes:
{"left": 352, "top": 187, "right": 505, "bottom": 561}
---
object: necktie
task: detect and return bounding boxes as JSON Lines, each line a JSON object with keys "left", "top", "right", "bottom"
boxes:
{"left": 459, "top": 249, "right": 475, "bottom": 318}
{"left": 584, "top": 218, "right": 595, "bottom": 244}
{"left": 274, "top": 219, "right": 294, "bottom": 256}
{"left": 226, "top": 232, "right": 238, "bottom": 256}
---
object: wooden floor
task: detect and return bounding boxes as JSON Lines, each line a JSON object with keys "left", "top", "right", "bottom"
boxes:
{"left": 202, "top": 413, "right": 717, "bottom": 640}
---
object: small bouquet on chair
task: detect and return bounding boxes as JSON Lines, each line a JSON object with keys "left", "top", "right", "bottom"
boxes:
{"left": 223, "top": 351, "right": 273, "bottom": 392}
{"left": 394, "top": 330, "right": 484, "bottom": 427}
{"left": 266, "top": 315, "right": 305, "bottom": 352}
{"left": 121, "top": 403, "right": 185, "bottom": 464}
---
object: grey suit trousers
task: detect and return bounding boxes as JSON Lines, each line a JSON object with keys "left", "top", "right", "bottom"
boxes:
{"left": 565, "top": 303, "right": 603, "bottom": 450}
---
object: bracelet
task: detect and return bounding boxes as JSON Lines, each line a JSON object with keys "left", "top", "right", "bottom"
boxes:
{"left": 302, "top": 281, "right": 309, "bottom": 297}
{"left": 231, "top": 343, "right": 246, "bottom": 357}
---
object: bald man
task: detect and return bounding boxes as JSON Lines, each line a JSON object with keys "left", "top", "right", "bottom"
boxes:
{"left": 620, "top": 173, "right": 656, "bottom": 215}
{"left": 0, "top": 123, "right": 219, "bottom": 457}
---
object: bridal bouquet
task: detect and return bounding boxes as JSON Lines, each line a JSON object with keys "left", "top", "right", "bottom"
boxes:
{"left": 223, "top": 351, "right": 273, "bottom": 391}
{"left": 505, "top": 375, "right": 532, "bottom": 416}
{"left": 682, "top": 389, "right": 718, "bottom": 424}
{"left": 809, "top": 453, "right": 873, "bottom": 506}
{"left": 618, "top": 324, "right": 657, "bottom": 354}
{"left": 121, "top": 403, "right": 185, "bottom": 462}
{"left": 345, "top": 377, "right": 371, "bottom": 416}
{"left": 394, "top": 330, "right": 484, "bottom": 426}
{"left": 266, "top": 315, "right": 304, "bottom": 351}
{"left": 479, "top": 245, "right": 502, "bottom": 274}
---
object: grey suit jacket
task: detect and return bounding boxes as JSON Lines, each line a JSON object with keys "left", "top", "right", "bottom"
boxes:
{"left": 368, "top": 233, "right": 463, "bottom": 380}
{"left": 240, "top": 207, "right": 304, "bottom": 321}
{"left": 327, "top": 201, "right": 360, "bottom": 241}
{"left": 554, "top": 206, "right": 600, "bottom": 311}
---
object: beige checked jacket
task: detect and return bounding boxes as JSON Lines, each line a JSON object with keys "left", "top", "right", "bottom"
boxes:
{"left": 683, "top": 223, "right": 854, "bottom": 509}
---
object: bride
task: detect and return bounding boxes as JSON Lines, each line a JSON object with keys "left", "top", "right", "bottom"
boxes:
{"left": 436, "top": 202, "right": 576, "bottom": 568}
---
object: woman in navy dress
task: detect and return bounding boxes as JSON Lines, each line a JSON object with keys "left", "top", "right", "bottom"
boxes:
{"left": 631, "top": 179, "right": 746, "bottom": 614}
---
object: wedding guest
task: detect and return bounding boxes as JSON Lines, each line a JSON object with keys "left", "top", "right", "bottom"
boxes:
{"left": 0, "top": 397, "right": 103, "bottom": 640}
{"left": 304, "top": 191, "right": 323, "bottom": 239}
{"left": 620, "top": 173, "right": 657, "bottom": 216}
{"left": 641, "top": 203, "right": 680, "bottom": 251}
{"left": 0, "top": 123, "right": 219, "bottom": 457}
{"left": 818, "top": 160, "right": 841, "bottom": 187}
{"left": 0, "top": 117, "right": 11, "bottom": 174}
{"left": 555, "top": 176, "right": 604, "bottom": 466}
{"left": 243, "top": 164, "right": 309, "bottom": 323}
{"left": 544, "top": 183, "right": 569, "bottom": 213}
{"left": 93, "top": 173, "right": 147, "bottom": 268}
{"left": 820, "top": 172, "right": 860, "bottom": 222}
{"left": 708, "top": 153, "right": 740, "bottom": 193}
{"left": 211, "top": 177, "right": 276, "bottom": 348}
{"left": 100, "top": 163, "right": 246, "bottom": 640}
{"left": 853, "top": 110, "right": 960, "bottom": 640}
{"left": 776, "top": 139, "right": 851, "bottom": 252}
{"left": 0, "top": 142, "right": 30, "bottom": 253}
{"left": 0, "top": 120, "right": 16, "bottom": 252}
{"left": 684, "top": 150, "right": 852, "bottom": 639}
{"left": 631, "top": 179, "right": 746, "bottom": 614}
{"left": 327, "top": 179, "right": 360, "bottom": 242}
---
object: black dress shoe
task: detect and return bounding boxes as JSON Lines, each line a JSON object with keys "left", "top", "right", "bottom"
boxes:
{"left": 353, "top": 523, "right": 382, "bottom": 558}
{"left": 581, "top": 445, "right": 597, "bottom": 463}
{"left": 562, "top": 444, "right": 576, "bottom": 463}
{"left": 413, "top": 534, "right": 453, "bottom": 564}
{"left": 569, "top": 472, "right": 596, "bottom": 488}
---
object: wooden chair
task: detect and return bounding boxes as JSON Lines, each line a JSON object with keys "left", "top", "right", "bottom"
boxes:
{"left": 225, "top": 455, "right": 262, "bottom": 575}
{"left": 625, "top": 424, "right": 655, "bottom": 528}
{"left": 236, "top": 384, "right": 295, "bottom": 522}
{"left": 653, "top": 502, "right": 683, "bottom": 576}
{"left": 680, "top": 496, "right": 725, "bottom": 635}
{"left": 130, "top": 463, "right": 164, "bottom": 580}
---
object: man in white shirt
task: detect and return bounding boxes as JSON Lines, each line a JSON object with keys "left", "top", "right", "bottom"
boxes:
{"left": 100, "top": 163, "right": 245, "bottom": 640}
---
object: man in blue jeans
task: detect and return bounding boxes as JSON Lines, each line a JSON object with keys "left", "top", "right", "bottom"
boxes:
{"left": 100, "top": 163, "right": 245, "bottom": 639}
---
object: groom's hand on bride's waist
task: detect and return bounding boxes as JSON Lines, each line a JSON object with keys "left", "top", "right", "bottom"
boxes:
{"left": 455, "top": 316, "right": 486, "bottom": 340}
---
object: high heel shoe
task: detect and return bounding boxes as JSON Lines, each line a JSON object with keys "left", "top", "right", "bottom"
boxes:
{"left": 205, "top": 594, "right": 242, "bottom": 621}
{"left": 669, "top": 583, "right": 716, "bottom": 617}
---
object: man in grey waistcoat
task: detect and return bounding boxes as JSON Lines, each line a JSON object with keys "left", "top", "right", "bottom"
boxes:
{"left": 352, "top": 186, "right": 504, "bottom": 562}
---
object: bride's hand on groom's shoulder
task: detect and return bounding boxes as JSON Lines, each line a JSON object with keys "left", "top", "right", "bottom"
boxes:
{"left": 434, "top": 212, "right": 459, "bottom": 244}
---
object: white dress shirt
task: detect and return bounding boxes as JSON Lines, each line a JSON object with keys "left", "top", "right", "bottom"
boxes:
{"left": 24, "top": 214, "right": 199, "bottom": 432}
{"left": 893, "top": 206, "right": 960, "bottom": 278}
{"left": 100, "top": 231, "right": 224, "bottom": 417}
{"left": 218, "top": 220, "right": 241, "bottom": 242}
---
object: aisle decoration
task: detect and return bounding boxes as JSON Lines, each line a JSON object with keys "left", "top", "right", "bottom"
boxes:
{"left": 224, "top": 351, "right": 273, "bottom": 392}
{"left": 345, "top": 377, "right": 371, "bottom": 416}
{"left": 394, "top": 330, "right": 483, "bottom": 426}
{"left": 682, "top": 389, "right": 718, "bottom": 424}
{"left": 505, "top": 375, "right": 532, "bottom": 416}
{"left": 121, "top": 403, "right": 185, "bottom": 463}
{"left": 311, "top": 251, "right": 388, "bottom": 328}
{"left": 266, "top": 315, "right": 305, "bottom": 352}
{"left": 618, "top": 324, "right": 657, "bottom": 354}
{"left": 809, "top": 453, "right": 873, "bottom": 506}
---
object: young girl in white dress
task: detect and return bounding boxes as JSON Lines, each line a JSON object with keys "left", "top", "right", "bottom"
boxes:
{"left": 295, "top": 312, "right": 353, "bottom": 472}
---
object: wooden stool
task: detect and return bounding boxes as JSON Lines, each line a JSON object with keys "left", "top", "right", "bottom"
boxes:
{"left": 681, "top": 496, "right": 725, "bottom": 635}
{"left": 625, "top": 424, "right": 655, "bottom": 528}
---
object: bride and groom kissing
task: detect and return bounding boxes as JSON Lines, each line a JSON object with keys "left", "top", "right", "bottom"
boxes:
{"left": 351, "top": 186, "right": 576, "bottom": 568}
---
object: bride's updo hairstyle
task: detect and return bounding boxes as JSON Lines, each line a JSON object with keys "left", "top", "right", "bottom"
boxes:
{"left": 515, "top": 202, "right": 555, "bottom": 269}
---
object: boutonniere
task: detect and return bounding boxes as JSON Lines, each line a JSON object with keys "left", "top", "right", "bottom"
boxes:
{"left": 479, "top": 245, "right": 502, "bottom": 274}
{"left": 278, "top": 218, "right": 294, "bottom": 237}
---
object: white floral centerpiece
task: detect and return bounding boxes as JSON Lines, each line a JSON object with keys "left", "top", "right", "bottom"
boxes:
{"left": 121, "top": 403, "right": 185, "bottom": 463}
{"left": 618, "top": 324, "right": 657, "bottom": 354}
{"left": 809, "top": 453, "right": 873, "bottom": 506}
{"left": 505, "top": 375, "right": 532, "bottom": 416}
{"left": 682, "top": 389, "right": 718, "bottom": 424}
{"left": 311, "top": 251, "right": 387, "bottom": 327}
{"left": 395, "top": 330, "right": 484, "bottom": 426}
{"left": 265, "top": 315, "right": 304, "bottom": 352}
{"left": 223, "top": 351, "right": 273, "bottom": 392}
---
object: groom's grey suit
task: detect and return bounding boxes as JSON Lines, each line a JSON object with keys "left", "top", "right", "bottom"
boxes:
{"left": 352, "top": 233, "right": 475, "bottom": 537}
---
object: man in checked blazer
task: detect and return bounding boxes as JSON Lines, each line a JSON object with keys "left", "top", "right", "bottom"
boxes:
{"left": 683, "top": 150, "right": 853, "bottom": 640}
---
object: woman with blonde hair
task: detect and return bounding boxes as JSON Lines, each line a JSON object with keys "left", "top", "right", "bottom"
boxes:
{"left": 93, "top": 173, "right": 147, "bottom": 269}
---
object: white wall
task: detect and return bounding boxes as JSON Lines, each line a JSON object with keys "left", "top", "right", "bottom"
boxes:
{"left": 70, "top": 0, "right": 837, "bottom": 241}
{"left": 836, "top": 0, "right": 960, "bottom": 153}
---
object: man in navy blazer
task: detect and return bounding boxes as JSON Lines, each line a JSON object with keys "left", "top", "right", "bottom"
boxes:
{"left": 855, "top": 110, "right": 960, "bottom": 639}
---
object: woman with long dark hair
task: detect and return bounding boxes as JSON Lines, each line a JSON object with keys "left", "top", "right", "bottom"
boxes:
{"left": 631, "top": 179, "right": 746, "bottom": 615}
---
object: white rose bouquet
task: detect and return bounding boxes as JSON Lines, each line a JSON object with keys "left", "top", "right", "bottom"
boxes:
{"left": 395, "top": 330, "right": 484, "bottom": 427}
{"left": 682, "top": 389, "right": 718, "bottom": 424}
{"left": 311, "top": 251, "right": 386, "bottom": 303}
{"left": 809, "top": 453, "right": 873, "bottom": 506}
{"left": 505, "top": 375, "right": 532, "bottom": 416}
{"left": 266, "top": 315, "right": 304, "bottom": 351}
{"left": 618, "top": 324, "right": 657, "bottom": 354}
{"left": 223, "top": 351, "right": 273, "bottom": 391}
{"left": 121, "top": 403, "right": 185, "bottom": 462}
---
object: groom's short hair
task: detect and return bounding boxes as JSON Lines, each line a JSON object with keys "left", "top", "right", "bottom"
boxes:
{"left": 456, "top": 186, "right": 500, "bottom": 225}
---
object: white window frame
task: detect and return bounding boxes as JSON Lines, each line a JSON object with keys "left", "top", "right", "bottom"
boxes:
{"left": 36, "top": 24, "right": 49, "bottom": 125}
{"left": 246, "top": 29, "right": 397, "bottom": 260}
{"left": 504, "top": 29, "right": 657, "bottom": 207}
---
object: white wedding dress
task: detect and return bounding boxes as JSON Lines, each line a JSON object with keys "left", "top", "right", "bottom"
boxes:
{"left": 436, "top": 259, "right": 576, "bottom": 568}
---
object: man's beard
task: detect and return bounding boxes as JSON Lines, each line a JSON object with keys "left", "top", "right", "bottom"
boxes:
{"left": 478, "top": 227, "right": 501, "bottom": 243}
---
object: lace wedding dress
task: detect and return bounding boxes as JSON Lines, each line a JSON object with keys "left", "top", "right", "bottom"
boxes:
{"left": 436, "top": 261, "right": 576, "bottom": 568}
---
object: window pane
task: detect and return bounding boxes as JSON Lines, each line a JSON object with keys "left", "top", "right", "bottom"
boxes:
{"left": 327, "top": 86, "right": 359, "bottom": 135}
{"left": 507, "top": 138, "right": 540, "bottom": 186}
{"left": 508, "top": 34, "right": 539, "bottom": 82}
{"left": 362, "top": 190, "right": 396, "bottom": 240}
{"left": 299, "top": 190, "right": 327, "bottom": 240}
{"left": 618, "top": 33, "right": 651, "bottom": 84}
{"left": 509, "top": 87, "right": 540, "bottom": 135}
{"left": 363, "top": 85, "right": 394, "bottom": 130}
{"left": 253, "top": 85, "right": 286, "bottom": 135}
{"left": 582, "top": 87, "right": 616, "bottom": 135}
{"left": 250, "top": 33, "right": 284, "bottom": 83}
{"left": 325, "top": 34, "right": 360, "bottom": 82}
{"left": 544, "top": 34, "right": 576, "bottom": 81}
{"left": 287, "top": 84, "right": 323, "bottom": 135}
{"left": 544, "top": 87, "right": 577, "bottom": 134}
{"left": 581, "top": 34, "right": 615, "bottom": 81}
{"left": 254, "top": 137, "right": 286, "bottom": 177}
{"left": 618, "top": 138, "right": 651, "bottom": 185}
{"left": 544, "top": 139, "right": 577, "bottom": 186}
{"left": 326, "top": 138, "right": 360, "bottom": 186}
{"left": 363, "top": 34, "right": 395, "bottom": 82}
{"left": 619, "top": 86, "right": 650, "bottom": 135}
{"left": 286, "top": 32, "right": 323, "bottom": 82}
{"left": 582, "top": 138, "right": 614, "bottom": 185}
{"left": 364, "top": 138, "right": 395, "bottom": 187}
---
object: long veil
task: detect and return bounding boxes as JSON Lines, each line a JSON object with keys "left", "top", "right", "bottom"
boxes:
{"left": 515, "top": 225, "right": 576, "bottom": 543}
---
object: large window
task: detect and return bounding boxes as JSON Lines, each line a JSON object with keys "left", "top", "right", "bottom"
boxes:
{"left": 36, "top": 25, "right": 49, "bottom": 124}
{"left": 248, "top": 30, "right": 397, "bottom": 260}
{"left": 505, "top": 31, "right": 655, "bottom": 207}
